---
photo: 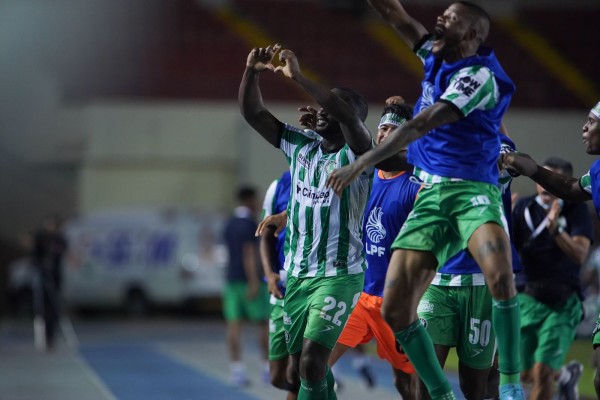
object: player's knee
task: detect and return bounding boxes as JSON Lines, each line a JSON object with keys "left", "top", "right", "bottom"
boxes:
{"left": 270, "top": 367, "right": 288, "bottom": 389}
{"left": 299, "top": 352, "right": 327, "bottom": 381}
{"left": 486, "top": 269, "right": 516, "bottom": 299}
{"left": 284, "top": 380, "right": 301, "bottom": 394}
{"left": 382, "top": 307, "right": 409, "bottom": 331}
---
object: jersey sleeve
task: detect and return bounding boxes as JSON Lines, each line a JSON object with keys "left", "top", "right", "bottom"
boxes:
{"left": 279, "top": 124, "right": 318, "bottom": 163}
{"left": 260, "top": 179, "right": 279, "bottom": 220}
{"left": 440, "top": 65, "right": 499, "bottom": 117}
{"left": 498, "top": 140, "right": 516, "bottom": 193}
{"left": 580, "top": 170, "right": 592, "bottom": 195}
{"left": 414, "top": 34, "right": 434, "bottom": 65}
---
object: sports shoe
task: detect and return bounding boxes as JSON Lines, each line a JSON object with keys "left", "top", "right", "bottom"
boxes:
{"left": 231, "top": 371, "right": 250, "bottom": 387}
{"left": 499, "top": 383, "right": 525, "bottom": 400}
{"left": 558, "top": 360, "right": 583, "bottom": 400}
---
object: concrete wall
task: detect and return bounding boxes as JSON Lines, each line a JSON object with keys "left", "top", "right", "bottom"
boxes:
{"left": 80, "top": 101, "right": 593, "bottom": 214}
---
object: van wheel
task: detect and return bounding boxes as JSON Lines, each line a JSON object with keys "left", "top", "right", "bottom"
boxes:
{"left": 124, "top": 289, "right": 149, "bottom": 317}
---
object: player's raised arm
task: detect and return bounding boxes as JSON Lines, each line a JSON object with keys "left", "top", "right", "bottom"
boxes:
{"left": 275, "top": 49, "right": 372, "bottom": 155}
{"left": 238, "top": 44, "right": 285, "bottom": 147}
{"left": 327, "top": 101, "right": 460, "bottom": 195}
{"left": 502, "top": 152, "right": 591, "bottom": 203}
{"left": 367, "top": 0, "right": 429, "bottom": 50}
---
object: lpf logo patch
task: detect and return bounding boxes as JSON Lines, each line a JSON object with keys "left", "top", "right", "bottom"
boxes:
{"left": 419, "top": 317, "right": 428, "bottom": 329}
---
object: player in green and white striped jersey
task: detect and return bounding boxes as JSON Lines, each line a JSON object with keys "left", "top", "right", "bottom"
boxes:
{"left": 240, "top": 44, "right": 373, "bottom": 399}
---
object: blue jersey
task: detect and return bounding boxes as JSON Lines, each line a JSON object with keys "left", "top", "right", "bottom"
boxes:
{"left": 363, "top": 170, "right": 421, "bottom": 297}
{"left": 436, "top": 134, "right": 522, "bottom": 284}
{"left": 409, "top": 35, "right": 515, "bottom": 185}
{"left": 274, "top": 171, "right": 291, "bottom": 268}
{"left": 261, "top": 170, "right": 291, "bottom": 272}
{"left": 581, "top": 159, "right": 600, "bottom": 219}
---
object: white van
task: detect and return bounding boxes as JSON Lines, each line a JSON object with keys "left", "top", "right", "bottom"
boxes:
{"left": 62, "top": 209, "right": 226, "bottom": 314}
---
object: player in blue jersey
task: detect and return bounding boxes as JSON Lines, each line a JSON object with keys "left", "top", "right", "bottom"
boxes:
{"left": 502, "top": 101, "right": 600, "bottom": 399}
{"left": 327, "top": 2, "right": 523, "bottom": 399}
{"left": 418, "top": 133, "right": 523, "bottom": 400}
{"left": 329, "top": 96, "right": 421, "bottom": 398}
{"left": 259, "top": 170, "right": 295, "bottom": 399}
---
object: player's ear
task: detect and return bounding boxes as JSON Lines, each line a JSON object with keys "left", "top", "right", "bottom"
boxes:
{"left": 463, "top": 27, "right": 477, "bottom": 41}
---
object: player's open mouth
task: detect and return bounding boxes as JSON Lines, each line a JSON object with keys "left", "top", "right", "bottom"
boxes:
{"left": 316, "top": 118, "right": 327, "bottom": 128}
{"left": 433, "top": 25, "right": 444, "bottom": 41}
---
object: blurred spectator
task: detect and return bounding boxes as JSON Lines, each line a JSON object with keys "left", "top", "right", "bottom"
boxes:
{"left": 222, "top": 186, "right": 269, "bottom": 386}
{"left": 512, "top": 157, "right": 593, "bottom": 399}
{"left": 32, "top": 214, "right": 68, "bottom": 351}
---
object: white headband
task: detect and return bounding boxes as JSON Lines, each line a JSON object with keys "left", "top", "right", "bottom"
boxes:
{"left": 592, "top": 101, "right": 600, "bottom": 119}
{"left": 378, "top": 113, "right": 407, "bottom": 129}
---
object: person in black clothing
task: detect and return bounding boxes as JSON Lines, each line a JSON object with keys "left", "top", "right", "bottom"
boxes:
{"left": 512, "top": 157, "right": 593, "bottom": 399}
{"left": 32, "top": 214, "right": 68, "bottom": 351}
{"left": 223, "top": 186, "right": 270, "bottom": 386}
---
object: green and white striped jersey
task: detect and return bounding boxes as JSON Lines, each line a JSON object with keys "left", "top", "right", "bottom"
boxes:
{"left": 431, "top": 272, "right": 486, "bottom": 287}
{"left": 280, "top": 124, "right": 371, "bottom": 278}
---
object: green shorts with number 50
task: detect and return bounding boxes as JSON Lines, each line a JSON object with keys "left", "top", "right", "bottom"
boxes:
{"left": 283, "top": 273, "right": 364, "bottom": 355}
{"left": 418, "top": 284, "right": 496, "bottom": 369}
{"left": 392, "top": 180, "right": 507, "bottom": 268}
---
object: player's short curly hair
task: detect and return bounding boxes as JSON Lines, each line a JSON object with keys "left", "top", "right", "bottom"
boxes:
{"left": 381, "top": 98, "right": 413, "bottom": 122}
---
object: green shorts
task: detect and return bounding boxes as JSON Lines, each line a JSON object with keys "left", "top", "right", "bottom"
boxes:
{"left": 519, "top": 293, "right": 582, "bottom": 371}
{"left": 418, "top": 284, "right": 496, "bottom": 369}
{"left": 593, "top": 313, "right": 600, "bottom": 349}
{"left": 223, "top": 282, "right": 269, "bottom": 322}
{"left": 283, "top": 273, "right": 364, "bottom": 355}
{"left": 392, "top": 180, "right": 506, "bottom": 268}
{"left": 269, "top": 301, "right": 288, "bottom": 361}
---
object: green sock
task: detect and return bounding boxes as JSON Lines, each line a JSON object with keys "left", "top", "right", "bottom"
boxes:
{"left": 395, "top": 320, "right": 455, "bottom": 399}
{"left": 325, "top": 366, "right": 336, "bottom": 400}
{"left": 492, "top": 296, "right": 521, "bottom": 385}
{"left": 298, "top": 374, "right": 329, "bottom": 400}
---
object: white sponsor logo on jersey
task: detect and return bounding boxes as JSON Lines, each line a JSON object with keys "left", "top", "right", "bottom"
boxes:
{"left": 417, "top": 299, "right": 434, "bottom": 314}
{"left": 420, "top": 81, "right": 435, "bottom": 110}
{"left": 283, "top": 312, "right": 292, "bottom": 325}
{"left": 295, "top": 183, "right": 331, "bottom": 205}
{"left": 297, "top": 153, "right": 311, "bottom": 169}
{"left": 365, "top": 207, "right": 387, "bottom": 257}
{"left": 366, "top": 207, "right": 386, "bottom": 243}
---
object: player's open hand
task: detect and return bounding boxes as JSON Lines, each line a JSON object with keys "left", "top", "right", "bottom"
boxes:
{"left": 256, "top": 211, "right": 287, "bottom": 237}
{"left": 298, "top": 106, "right": 318, "bottom": 130}
{"left": 246, "top": 44, "right": 281, "bottom": 73}
{"left": 274, "top": 49, "right": 301, "bottom": 79}
{"left": 265, "top": 271, "right": 283, "bottom": 299}
{"left": 500, "top": 151, "right": 537, "bottom": 177}
{"left": 327, "top": 163, "right": 365, "bottom": 197}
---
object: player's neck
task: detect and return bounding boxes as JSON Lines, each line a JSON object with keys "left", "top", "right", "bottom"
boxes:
{"left": 320, "top": 139, "right": 344, "bottom": 153}
{"left": 379, "top": 170, "right": 404, "bottom": 179}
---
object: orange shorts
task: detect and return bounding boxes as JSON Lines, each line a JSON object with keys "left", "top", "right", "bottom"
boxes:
{"left": 338, "top": 292, "right": 415, "bottom": 374}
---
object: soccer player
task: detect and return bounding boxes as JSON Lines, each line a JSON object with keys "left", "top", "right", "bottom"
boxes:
{"left": 326, "top": 1, "right": 523, "bottom": 398}
{"left": 328, "top": 96, "right": 421, "bottom": 399}
{"left": 222, "top": 186, "right": 269, "bottom": 387}
{"left": 259, "top": 170, "right": 296, "bottom": 399}
{"left": 417, "top": 133, "right": 523, "bottom": 400}
{"left": 512, "top": 156, "right": 591, "bottom": 400}
{"left": 240, "top": 44, "right": 372, "bottom": 399}
{"left": 501, "top": 101, "right": 600, "bottom": 399}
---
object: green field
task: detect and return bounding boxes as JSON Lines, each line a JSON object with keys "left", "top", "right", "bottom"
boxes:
{"left": 442, "top": 338, "right": 597, "bottom": 399}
